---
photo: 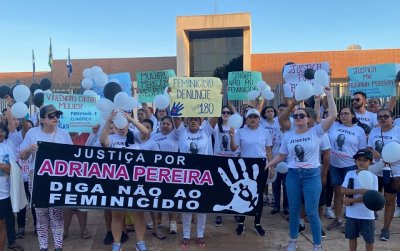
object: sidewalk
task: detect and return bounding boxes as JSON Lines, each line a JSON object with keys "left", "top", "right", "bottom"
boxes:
{"left": 15, "top": 204, "right": 399, "bottom": 251}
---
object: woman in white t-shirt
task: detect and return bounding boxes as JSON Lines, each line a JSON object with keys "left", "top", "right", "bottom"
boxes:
{"left": 230, "top": 108, "right": 273, "bottom": 236}
{"left": 100, "top": 110, "right": 150, "bottom": 251}
{"left": 327, "top": 106, "right": 366, "bottom": 231}
{"left": 367, "top": 108, "right": 400, "bottom": 241}
{"left": 18, "top": 105, "right": 73, "bottom": 251}
{"left": 151, "top": 116, "right": 179, "bottom": 234}
{"left": 173, "top": 116, "right": 217, "bottom": 248}
{"left": 266, "top": 87, "right": 337, "bottom": 250}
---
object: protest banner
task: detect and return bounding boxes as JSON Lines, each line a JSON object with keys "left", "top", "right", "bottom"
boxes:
{"left": 44, "top": 93, "right": 100, "bottom": 132}
{"left": 227, "top": 71, "right": 262, "bottom": 100}
{"left": 348, "top": 63, "right": 397, "bottom": 98}
{"left": 282, "top": 62, "right": 330, "bottom": 97}
{"left": 92, "top": 72, "right": 133, "bottom": 97}
{"left": 136, "top": 69, "right": 176, "bottom": 103}
{"left": 31, "top": 142, "right": 266, "bottom": 216}
{"left": 168, "top": 77, "right": 222, "bottom": 117}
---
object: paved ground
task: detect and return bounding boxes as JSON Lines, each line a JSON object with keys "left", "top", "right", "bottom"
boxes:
{"left": 10, "top": 203, "right": 400, "bottom": 251}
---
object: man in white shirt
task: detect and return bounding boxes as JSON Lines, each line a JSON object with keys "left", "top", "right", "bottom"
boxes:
{"left": 352, "top": 92, "right": 378, "bottom": 131}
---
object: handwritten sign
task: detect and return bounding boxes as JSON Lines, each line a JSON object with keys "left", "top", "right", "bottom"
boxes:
{"left": 136, "top": 70, "right": 176, "bottom": 102}
{"left": 168, "top": 77, "right": 222, "bottom": 117}
{"left": 282, "top": 62, "right": 330, "bottom": 97}
{"left": 44, "top": 93, "right": 100, "bottom": 133}
{"left": 93, "top": 72, "right": 132, "bottom": 97}
{"left": 348, "top": 63, "right": 397, "bottom": 98}
{"left": 227, "top": 71, "right": 262, "bottom": 100}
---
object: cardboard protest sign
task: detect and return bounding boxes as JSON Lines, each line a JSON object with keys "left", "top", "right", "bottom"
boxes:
{"left": 92, "top": 72, "right": 132, "bottom": 97}
{"left": 348, "top": 63, "right": 397, "bottom": 98}
{"left": 168, "top": 77, "right": 222, "bottom": 117}
{"left": 32, "top": 142, "right": 266, "bottom": 216}
{"left": 282, "top": 62, "right": 330, "bottom": 97}
{"left": 136, "top": 70, "right": 176, "bottom": 103}
{"left": 44, "top": 93, "right": 99, "bottom": 132}
{"left": 227, "top": 71, "right": 262, "bottom": 100}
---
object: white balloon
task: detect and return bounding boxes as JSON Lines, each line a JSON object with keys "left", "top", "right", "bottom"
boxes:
{"left": 264, "top": 84, "right": 271, "bottom": 91}
{"left": 90, "top": 66, "right": 103, "bottom": 79}
{"left": 83, "top": 90, "right": 97, "bottom": 96}
{"left": 262, "top": 89, "right": 275, "bottom": 100}
{"left": 113, "top": 112, "right": 128, "bottom": 129}
{"left": 81, "top": 78, "right": 93, "bottom": 90}
{"left": 381, "top": 141, "right": 400, "bottom": 163}
{"left": 368, "top": 161, "right": 384, "bottom": 175}
{"left": 313, "top": 82, "right": 324, "bottom": 96}
{"left": 228, "top": 113, "right": 243, "bottom": 129}
{"left": 114, "top": 92, "right": 130, "bottom": 109}
{"left": 11, "top": 102, "right": 28, "bottom": 119}
{"left": 358, "top": 170, "right": 374, "bottom": 190}
{"left": 82, "top": 68, "right": 92, "bottom": 79}
{"left": 153, "top": 94, "right": 170, "bottom": 109}
{"left": 314, "top": 70, "right": 329, "bottom": 87}
{"left": 100, "top": 110, "right": 112, "bottom": 120}
{"left": 94, "top": 72, "right": 108, "bottom": 88}
{"left": 257, "top": 81, "right": 266, "bottom": 92}
{"left": 295, "top": 82, "right": 314, "bottom": 101}
{"left": 96, "top": 98, "right": 115, "bottom": 112}
{"left": 276, "top": 162, "right": 288, "bottom": 174}
{"left": 13, "top": 85, "right": 30, "bottom": 102}
{"left": 34, "top": 89, "right": 43, "bottom": 95}
{"left": 43, "top": 89, "right": 52, "bottom": 94}
{"left": 247, "top": 90, "right": 260, "bottom": 100}
{"left": 121, "top": 97, "right": 140, "bottom": 111}
{"left": 266, "top": 167, "right": 278, "bottom": 184}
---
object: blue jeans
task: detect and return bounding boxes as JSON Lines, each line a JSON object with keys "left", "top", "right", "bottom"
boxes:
{"left": 286, "top": 168, "right": 322, "bottom": 245}
{"left": 272, "top": 172, "right": 288, "bottom": 210}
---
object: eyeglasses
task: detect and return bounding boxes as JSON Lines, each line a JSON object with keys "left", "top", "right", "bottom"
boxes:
{"left": 222, "top": 111, "right": 232, "bottom": 115}
{"left": 293, "top": 114, "right": 308, "bottom": 119}
{"left": 368, "top": 100, "right": 379, "bottom": 104}
{"left": 46, "top": 114, "right": 61, "bottom": 119}
{"left": 377, "top": 115, "right": 391, "bottom": 120}
{"left": 247, "top": 114, "right": 259, "bottom": 119}
{"left": 351, "top": 98, "right": 361, "bottom": 102}
{"left": 340, "top": 112, "right": 351, "bottom": 116}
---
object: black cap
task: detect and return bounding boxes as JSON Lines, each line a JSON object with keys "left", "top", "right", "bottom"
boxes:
{"left": 39, "top": 104, "right": 63, "bottom": 118}
{"left": 353, "top": 149, "right": 373, "bottom": 161}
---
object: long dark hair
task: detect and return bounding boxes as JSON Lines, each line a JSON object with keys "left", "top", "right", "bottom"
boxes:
{"left": 218, "top": 105, "right": 233, "bottom": 133}
{"left": 160, "top": 116, "right": 174, "bottom": 129}
{"left": 0, "top": 123, "right": 9, "bottom": 140}
{"left": 261, "top": 106, "right": 277, "bottom": 119}
{"left": 125, "top": 130, "right": 135, "bottom": 147}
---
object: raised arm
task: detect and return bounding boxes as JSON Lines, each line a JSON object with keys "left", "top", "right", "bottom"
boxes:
{"left": 278, "top": 99, "right": 296, "bottom": 132}
{"left": 100, "top": 111, "right": 116, "bottom": 147}
{"left": 320, "top": 87, "right": 338, "bottom": 132}
{"left": 141, "top": 103, "right": 153, "bottom": 119}
{"left": 5, "top": 96, "right": 16, "bottom": 133}
{"left": 314, "top": 95, "right": 322, "bottom": 124}
{"left": 126, "top": 112, "right": 149, "bottom": 140}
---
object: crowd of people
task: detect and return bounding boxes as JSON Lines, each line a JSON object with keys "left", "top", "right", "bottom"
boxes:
{"left": 0, "top": 87, "right": 399, "bottom": 251}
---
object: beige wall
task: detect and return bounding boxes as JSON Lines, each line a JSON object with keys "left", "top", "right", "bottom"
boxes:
{"left": 176, "top": 13, "right": 251, "bottom": 77}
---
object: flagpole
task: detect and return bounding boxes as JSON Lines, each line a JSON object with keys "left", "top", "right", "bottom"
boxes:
{"left": 32, "top": 49, "right": 35, "bottom": 83}
{"left": 68, "top": 48, "right": 71, "bottom": 93}
{"left": 49, "top": 38, "right": 53, "bottom": 83}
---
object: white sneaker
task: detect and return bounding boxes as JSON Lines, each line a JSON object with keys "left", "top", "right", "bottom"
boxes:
{"left": 313, "top": 244, "right": 322, "bottom": 251}
{"left": 287, "top": 239, "right": 297, "bottom": 251}
{"left": 393, "top": 207, "right": 400, "bottom": 218}
{"left": 146, "top": 221, "right": 153, "bottom": 230}
{"left": 169, "top": 221, "right": 177, "bottom": 234}
{"left": 324, "top": 207, "right": 335, "bottom": 219}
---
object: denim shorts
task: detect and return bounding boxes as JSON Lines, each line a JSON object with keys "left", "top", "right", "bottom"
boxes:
{"left": 330, "top": 165, "right": 356, "bottom": 187}
{"left": 345, "top": 217, "right": 375, "bottom": 243}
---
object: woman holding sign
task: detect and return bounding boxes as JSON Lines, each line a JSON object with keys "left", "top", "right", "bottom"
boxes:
{"left": 100, "top": 110, "right": 149, "bottom": 251}
{"left": 266, "top": 87, "right": 337, "bottom": 251}
{"left": 173, "top": 116, "right": 218, "bottom": 248}
{"left": 19, "top": 105, "right": 73, "bottom": 251}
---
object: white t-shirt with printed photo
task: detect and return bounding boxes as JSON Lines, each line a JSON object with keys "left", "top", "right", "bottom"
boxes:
{"left": 280, "top": 124, "right": 326, "bottom": 169}
{"left": 355, "top": 111, "right": 377, "bottom": 131}
{"left": 367, "top": 126, "right": 400, "bottom": 177}
{"left": 262, "top": 119, "right": 282, "bottom": 157}
{"left": 342, "top": 170, "right": 378, "bottom": 220}
{"left": 328, "top": 122, "right": 367, "bottom": 168}
{"left": 151, "top": 131, "right": 179, "bottom": 153}
{"left": 235, "top": 125, "right": 273, "bottom": 158}
{"left": 177, "top": 121, "right": 214, "bottom": 155}
{"left": 138, "top": 138, "right": 160, "bottom": 151}
{"left": 108, "top": 132, "right": 140, "bottom": 150}
{"left": 213, "top": 124, "right": 238, "bottom": 157}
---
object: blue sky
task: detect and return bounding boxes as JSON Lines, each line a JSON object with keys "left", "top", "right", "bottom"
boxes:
{"left": 0, "top": 0, "right": 398, "bottom": 72}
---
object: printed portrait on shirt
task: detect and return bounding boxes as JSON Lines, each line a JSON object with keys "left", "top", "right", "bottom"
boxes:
{"left": 294, "top": 145, "right": 305, "bottom": 162}
{"left": 334, "top": 133, "right": 346, "bottom": 151}
{"left": 189, "top": 141, "right": 198, "bottom": 154}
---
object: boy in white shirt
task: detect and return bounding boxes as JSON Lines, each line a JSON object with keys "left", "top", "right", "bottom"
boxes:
{"left": 341, "top": 149, "right": 378, "bottom": 251}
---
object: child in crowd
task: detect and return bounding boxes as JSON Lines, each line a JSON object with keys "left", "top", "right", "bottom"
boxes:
{"left": 341, "top": 149, "right": 378, "bottom": 251}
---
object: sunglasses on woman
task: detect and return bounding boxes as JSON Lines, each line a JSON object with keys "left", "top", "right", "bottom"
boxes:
{"left": 47, "top": 114, "right": 61, "bottom": 119}
{"left": 293, "top": 114, "right": 308, "bottom": 119}
{"left": 222, "top": 111, "right": 232, "bottom": 115}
